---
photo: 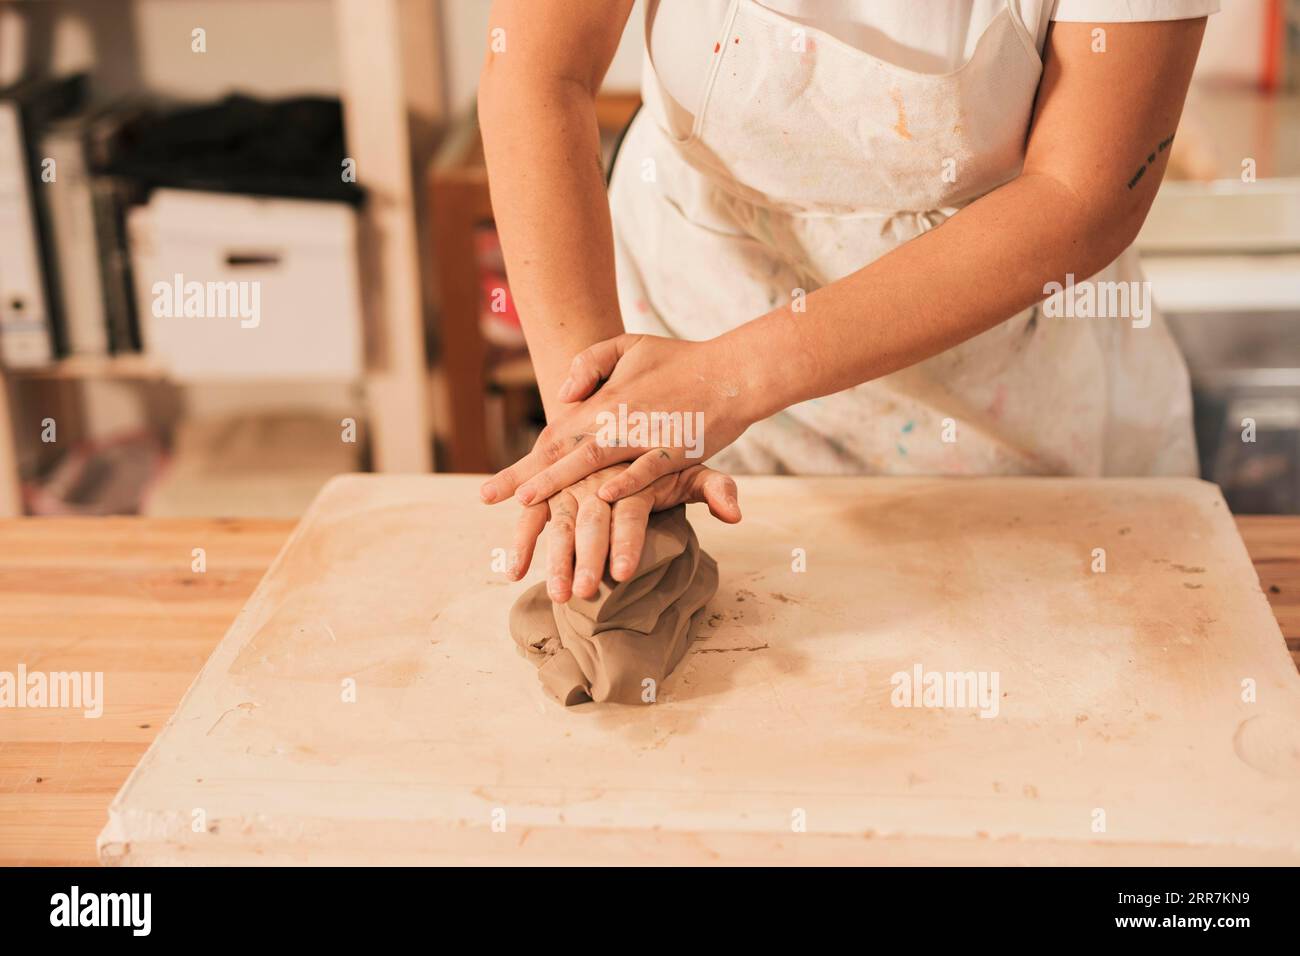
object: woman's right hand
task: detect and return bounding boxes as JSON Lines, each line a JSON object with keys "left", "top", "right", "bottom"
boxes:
{"left": 480, "top": 333, "right": 766, "bottom": 510}
{"left": 507, "top": 462, "right": 740, "bottom": 603}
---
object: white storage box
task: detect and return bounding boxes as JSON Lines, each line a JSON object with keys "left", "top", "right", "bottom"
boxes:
{"left": 128, "top": 189, "right": 364, "bottom": 380}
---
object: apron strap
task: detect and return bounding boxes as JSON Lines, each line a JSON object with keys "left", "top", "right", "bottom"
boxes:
{"left": 1005, "top": 0, "right": 1041, "bottom": 58}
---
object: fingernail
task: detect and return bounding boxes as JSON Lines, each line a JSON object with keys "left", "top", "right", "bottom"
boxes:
{"left": 480, "top": 483, "right": 496, "bottom": 503}
{"left": 612, "top": 558, "right": 631, "bottom": 578}
{"left": 574, "top": 571, "right": 595, "bottom": 593}
{"left": 507, "top": 550, "right": 520, "bottom": 577}
{"left": 517, "top": 487, "right": 534, "bottom": 505}
{"left": 598, "top": 485, "right": 616, "bottom": 502}
{"left": 558, "top": 376, "right": 574, "bottom": 398}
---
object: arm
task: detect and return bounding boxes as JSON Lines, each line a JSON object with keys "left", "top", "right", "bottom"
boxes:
{"left": 480, "top": 1, "right": 741, "bottom": 600}
{"left": 481, "top": 17, "right": 1208, "bottom": 506}
{"left": 734, "top": 17, "right": 1209, "bottom": 416}
{"left": 477, "top": 0, "right": 634, "bottom": 419}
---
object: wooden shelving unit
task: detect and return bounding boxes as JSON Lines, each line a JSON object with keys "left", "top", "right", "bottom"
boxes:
{"left": 427, "top": 111, "right": 498, "bottom": 474}
{"left": 7, "top": 353, "right": 165, "bottom": 381}
{"left": 0, "top": 0, "right": 438, "bottom": 515}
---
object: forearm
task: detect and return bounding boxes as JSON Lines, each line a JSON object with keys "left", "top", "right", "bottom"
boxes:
{"left": 477, "top": 19, "right": 1207, "bottom": 505}
{"left": 479, "top": 76, "right": 624, "bottom": 419}
{"left": 730, "top": 170, "right": 1147, "bottom": 421}
{"left": 724, "top": 15, "right": 1204, "bottom": 425}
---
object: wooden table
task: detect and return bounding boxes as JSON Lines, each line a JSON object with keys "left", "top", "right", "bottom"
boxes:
{"left": 2, "top": 514, "right": 1297, "bottom": 866}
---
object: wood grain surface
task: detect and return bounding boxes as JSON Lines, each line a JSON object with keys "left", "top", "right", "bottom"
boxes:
{"left": 1, "top": 508, "right": 1297, "bottom": 866}
{"left": 1, "top": 518, "right": 292, "bottom": 866}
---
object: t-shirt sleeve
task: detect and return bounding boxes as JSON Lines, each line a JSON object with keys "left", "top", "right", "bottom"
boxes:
{"left": 1050, "top": 0, "right": 1219, "bottom": 21}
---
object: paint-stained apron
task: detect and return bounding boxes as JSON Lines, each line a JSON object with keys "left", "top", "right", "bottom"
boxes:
{"left": 609, "top": 0, "right": 1198, "bottom": 476}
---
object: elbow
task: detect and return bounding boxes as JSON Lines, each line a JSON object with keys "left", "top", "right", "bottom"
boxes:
{"left": 478, "top": 54, "right": 598, "bottom": 126}
{"left": 1082, "top": 208, "right": 1147, "bottom": 273}
{"left": 1065, "top": 195, "right": 1154, "bottom": 279}
{"left": 1101, "top": 188, "right": 1156, "bottom": 260}
{"left": 1024, "top": 168, "right": 1156, "bottom": 277}
{"left": 477, "top": 57, "right": 511, "bottom": 124}
{"left": 477, "top": 50, "right": 540, "bottom": 124}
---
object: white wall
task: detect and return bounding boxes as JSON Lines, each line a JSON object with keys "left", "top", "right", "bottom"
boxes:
{"left": 23, "top": 0, "right": 644, "bottom": 112}
{"left": 1195, "top": 0, "right": 1271, "bottom": 86}
{"left": 27, "top": 0, "right": 340, "bottom": 99}
{"left": 131, "top": 0, "right": 341, "bottom": 98}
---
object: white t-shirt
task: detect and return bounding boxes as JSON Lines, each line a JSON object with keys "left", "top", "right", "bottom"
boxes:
{"left": 649, "top": 0, "right": 1221, "bottom": 120}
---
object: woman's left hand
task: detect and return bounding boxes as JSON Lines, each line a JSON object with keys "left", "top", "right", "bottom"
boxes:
{"left": 480, "top": 334, "right": 766, "bottom": 507}
{"left": 509, "top": 462, "right": 741, "bottom": 603}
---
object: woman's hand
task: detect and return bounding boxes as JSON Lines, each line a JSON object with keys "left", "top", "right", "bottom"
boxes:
{"left": 508, "top": 462, "right": 740, "bottom": 603}
{"left": 481, "top": 334, "right": 769, "bottom": 508}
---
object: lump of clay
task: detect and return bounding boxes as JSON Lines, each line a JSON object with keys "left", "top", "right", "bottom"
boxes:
{"left": 509, "top": 505, "right": 718, "bottom": 706}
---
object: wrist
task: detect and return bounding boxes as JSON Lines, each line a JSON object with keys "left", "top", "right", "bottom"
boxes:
{"left": 709, "top": 319, "right": 792, "bottom": 426}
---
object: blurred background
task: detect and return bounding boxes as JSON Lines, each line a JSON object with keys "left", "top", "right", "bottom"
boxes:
{"left": 0, "top": 0, "right": 1296, "bottom": 518}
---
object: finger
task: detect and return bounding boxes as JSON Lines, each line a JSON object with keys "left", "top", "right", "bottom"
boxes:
{"left": 691, "top": 468, "right": 742, "bottom": 523}
{"left": 609, "top": 493, "right": 653, "bottom": 581}
{"left": 649, "top": 466, "right": 742, "bottom": 522}
{"left": 479, "top": 429, "right": 572, "bottom": 504}
{"left": 508, "top": 502, "right": 549, "bottom": 580}
{"left": 557, "top": 334, "right": 639, "bottom": 403}
{"left": 572, "top": 495, "right": 612, "bottom": 599}
{"left": 597, "top": 447, "right": 689, "bottom": 502}
{"left": 546, "top": 491, "right": 578, "bottom": 603}
{"left": 516, "top": 436, "right": 628, "bottom": 506}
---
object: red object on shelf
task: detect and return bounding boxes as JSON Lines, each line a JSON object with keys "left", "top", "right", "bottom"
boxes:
{"left": 1261, "top": 0, "right": 1283, "bottom": 92}
{"left": 475, "top": 225, "right": 526, "bottom": 348}
{"left": 478, "top": 271, "right": 525, "bottom": 348}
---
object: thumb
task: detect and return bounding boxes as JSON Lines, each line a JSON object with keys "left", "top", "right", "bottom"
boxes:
{"left": 677, "top": 467, "right": 741, "bottom": 524}
{"left": 557, "top": 334, "right": 639, "bottom": 403}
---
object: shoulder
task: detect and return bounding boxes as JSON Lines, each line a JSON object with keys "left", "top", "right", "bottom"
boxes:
{"left": 1018, "top": 0, "right": 1217, "bottom": 52}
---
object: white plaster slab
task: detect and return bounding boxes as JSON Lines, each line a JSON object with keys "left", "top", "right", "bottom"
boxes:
{"left": 99, "top": 476, "right": 1300, "bottom": 864}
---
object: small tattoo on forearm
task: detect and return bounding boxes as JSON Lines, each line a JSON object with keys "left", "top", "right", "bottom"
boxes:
{"left": 1127, "top": 133, "right": 1175, "bottom": 190}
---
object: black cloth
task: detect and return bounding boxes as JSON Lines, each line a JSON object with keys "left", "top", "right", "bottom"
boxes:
{"left": 105, "top": 94, "right": 364, "bottom": 205}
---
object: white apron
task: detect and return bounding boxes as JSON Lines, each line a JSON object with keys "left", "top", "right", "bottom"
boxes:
{"left": 609, "top": 0, "right": 1198, "bottom": 477}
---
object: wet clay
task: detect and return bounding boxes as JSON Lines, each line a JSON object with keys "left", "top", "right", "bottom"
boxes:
{"left": 509, "top": 506, "right": 718, "bottom": 705}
